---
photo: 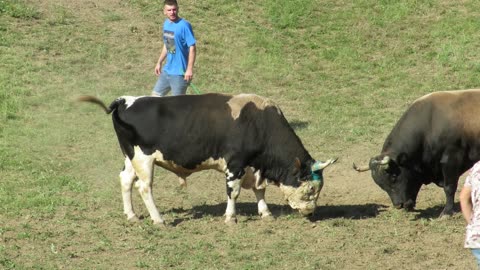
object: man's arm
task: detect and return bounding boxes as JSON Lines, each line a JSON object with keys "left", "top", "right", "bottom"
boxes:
{"left": 184, "top": 45, "right": 196, "bottom": 81}
{"left": 155, "top": 45, "right": 168, "bottom": 76}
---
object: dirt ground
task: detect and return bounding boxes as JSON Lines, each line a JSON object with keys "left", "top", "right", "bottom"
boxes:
{"left": 5, "top": 140, "right": 473, "bottom": 269}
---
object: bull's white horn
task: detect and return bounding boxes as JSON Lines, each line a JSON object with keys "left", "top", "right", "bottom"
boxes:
{"left": 353, "top": 163, "right": 370, "bottom": 172}
{"left": 368, "top": 155, "right": 390, "bottom": 170}
{"left": 311, "top": 158, "right": 338, "bottom": 171}
{"left": 378, "top": 156, "right": 390, "bottom": 165}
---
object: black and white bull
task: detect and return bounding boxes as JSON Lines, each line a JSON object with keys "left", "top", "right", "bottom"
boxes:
{"left": 354, "top": 89, "right": 480, "bottom": 217}
{"left": 79, "top": 93, "right": 337, "bottom": 225}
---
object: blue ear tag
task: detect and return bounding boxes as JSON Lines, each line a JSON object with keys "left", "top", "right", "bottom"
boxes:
{"left": 311, "top": 171, "right": 322, "bottom": 181}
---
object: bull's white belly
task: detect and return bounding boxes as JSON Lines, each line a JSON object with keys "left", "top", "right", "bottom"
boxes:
{"left": 150, "top": 149, "right": 227, "bottom": 174}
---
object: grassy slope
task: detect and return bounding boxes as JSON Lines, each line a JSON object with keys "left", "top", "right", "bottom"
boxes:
{"left": 1, "top": 0, "right": 479, "bottom": 269}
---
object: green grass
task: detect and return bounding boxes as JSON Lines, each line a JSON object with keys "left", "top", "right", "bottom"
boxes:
{"left": 1, "top": 0, "right": 479, "bottom": 269}
{"left": 0, "top": 0, "right": 39, "bottom": 19}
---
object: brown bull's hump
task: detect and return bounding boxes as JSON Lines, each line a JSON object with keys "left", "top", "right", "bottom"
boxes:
{"left": 411, "top": 89, "right": 480, "bottom": 137}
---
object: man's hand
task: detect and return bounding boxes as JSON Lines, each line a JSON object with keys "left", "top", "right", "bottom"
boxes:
{"left": 155, "top": 63, "right": 162, "bottom": 76}
{"left": 184, "top": 70, "right": 193, "bottom": 82}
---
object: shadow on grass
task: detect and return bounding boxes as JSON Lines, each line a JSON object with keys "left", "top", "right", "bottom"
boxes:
{"left": 412, "top": 202, "right": 460, "bottom": 220}
{"left": 167, "top": 202, "right": 386, "bottom": 226}
{"left": 167, "top": 203, "right": 291, "bottom": 226}
{"left": 289, "top": 120, "right": 309, "bottom": 131}
{"left": 309, "top": 203, "right": 387, "bottom": 221}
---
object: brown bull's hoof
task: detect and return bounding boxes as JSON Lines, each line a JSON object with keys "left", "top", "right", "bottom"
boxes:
{"left": 439, "top": 214, "right": 451, "bottom": 220}
{"left": 439, "top": 208, "right": 455, "bottom": 219}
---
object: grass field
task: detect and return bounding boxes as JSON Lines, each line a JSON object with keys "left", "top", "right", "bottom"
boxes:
{"left": 1, "top": 0, "right": 480, "bottom": 269}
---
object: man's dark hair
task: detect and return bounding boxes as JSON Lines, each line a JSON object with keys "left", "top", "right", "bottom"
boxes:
{"left": 164, "top": 0, "right": 178, "bottom": 6}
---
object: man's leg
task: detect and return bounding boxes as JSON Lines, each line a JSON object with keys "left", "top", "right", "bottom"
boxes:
{"left": 152, "top": 72, "right": 171, "bottom": 96}
{"left": 170, "top": 75, "right": 190, "bottom": 96}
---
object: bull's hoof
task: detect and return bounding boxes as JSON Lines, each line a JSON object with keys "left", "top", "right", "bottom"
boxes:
{"left": 393, "top": 204, "right": 403, "bottom": 210}
{"left": 403, "top": 200, "right": 416, "bottom": 212}
{"left": 178, "top": 178, "right": 187, "bottom": 188}
{"left": 127, "top": 216, "right": 140, "bottom": 223}
{"left": 261, "top": 214, "right": 275, "bottom": 222}
{"left": 439, "top": 209, "right": 454, "bottom": 219}
{"left": 153, "top": 220, "right": 167, "bottom": 228}
{"left": 439, "top": 214, "right": 451, "bottom": 220}
{"left": 224, "top": 217, "right": 238, "bottom": 225}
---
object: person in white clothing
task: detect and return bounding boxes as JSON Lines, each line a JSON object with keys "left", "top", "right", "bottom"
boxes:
{"left": 460, "top": 160, "right": 480, "bottom": 269}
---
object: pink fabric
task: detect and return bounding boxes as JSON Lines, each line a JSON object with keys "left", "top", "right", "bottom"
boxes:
{"left": 464, "top": 161, "right": 480, "bottom": 248}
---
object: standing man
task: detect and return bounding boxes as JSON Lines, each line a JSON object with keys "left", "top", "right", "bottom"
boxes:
{"left": 152, "top": 0, "right": 196, "bottom": 96}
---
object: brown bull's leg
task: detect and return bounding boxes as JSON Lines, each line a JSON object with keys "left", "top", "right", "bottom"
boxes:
{"left": 440, "top": 150, "right": 462, "bottom": 217}
{"left": 441, "top": 180, "right": 458, "bottom": 217}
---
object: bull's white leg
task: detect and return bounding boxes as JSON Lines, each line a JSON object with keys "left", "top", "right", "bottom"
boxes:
{"left": 119, "top": 157, "right": 138, "bottom": 222}
{"left": 250, "top": 169, "right": 272, "bottom": 219}
{"left": 131, "top": 149, "right": 164, "bottom": 225}
{"left": 225, "top": 178, "right": 242, "bottom": 224}
{"left": 252, "top": 188, "right": 273, "bottom": 219}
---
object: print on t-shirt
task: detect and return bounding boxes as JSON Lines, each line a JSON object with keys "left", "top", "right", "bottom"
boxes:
{"left": 164, "top": 30, "right": 175, "bottom": 54}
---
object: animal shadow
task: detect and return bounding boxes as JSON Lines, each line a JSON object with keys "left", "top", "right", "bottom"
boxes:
{"left": 167, "top": 202, "right": 385, "bottom": 226}
{"left": 309, "top": 203, "right": 387, "bottom": 221}
{"left": 289, "top": 120, "right": 309, "bottom": 131}
{"left": 412, "top": 202, "right": 460, "bottom": 220}
{"left": 168, "top": 202, "right": 297, "bottom": 226}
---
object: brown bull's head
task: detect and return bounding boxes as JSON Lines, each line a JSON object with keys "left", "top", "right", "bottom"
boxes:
{"left": 353, "top": 154, "right": 422, "bottom": 211}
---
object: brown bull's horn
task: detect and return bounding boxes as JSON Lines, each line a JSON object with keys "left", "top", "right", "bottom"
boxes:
{"left": 367, "top": 155, "right": 390, "bottom": 170}
{"left": 377, "top": 156, "right": 390, "bottom": 165}
{"left": 311, "top": 158, "right": 338, "bottom": 171}
{"left": 353, "top": 163, "right": 370, "bottom": 172}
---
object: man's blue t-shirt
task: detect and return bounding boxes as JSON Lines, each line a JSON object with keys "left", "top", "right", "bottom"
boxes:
{"left": 163, "top": 18, "right": 196, "bottom": 76}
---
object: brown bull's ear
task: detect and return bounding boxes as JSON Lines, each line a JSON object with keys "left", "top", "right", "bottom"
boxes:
{"left": 397, "top": 153, "right": 409, "bottom": 167}
{"left": 292, "top": 157, "right": 301, "bottom": 175}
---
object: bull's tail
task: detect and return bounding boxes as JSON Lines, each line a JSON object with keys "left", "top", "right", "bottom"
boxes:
{"left": 77, "top": 95, "right": 121, "bottom": 114}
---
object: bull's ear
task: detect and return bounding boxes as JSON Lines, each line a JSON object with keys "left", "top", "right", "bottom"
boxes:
{"left": 397, "top": 153, "right": 408, "bottom": 167}
{"left": 292, "top": 157, "right": 301, "bottom": 175}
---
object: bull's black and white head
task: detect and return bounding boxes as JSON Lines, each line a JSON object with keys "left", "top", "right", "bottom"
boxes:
{"left": 280, "top": 158, "right": 337, "bottom": 216}
{"left": 364, "top": 154, "right": 422, "bottom": 211}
